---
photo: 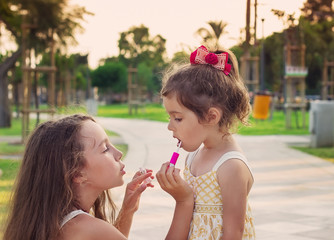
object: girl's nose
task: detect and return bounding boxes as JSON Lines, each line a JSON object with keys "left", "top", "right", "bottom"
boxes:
{"left": 113, "top": 147, "right": 123, "bottom": 161}
{"left": 167, "top": 122, "right": 174, "bottom": 131}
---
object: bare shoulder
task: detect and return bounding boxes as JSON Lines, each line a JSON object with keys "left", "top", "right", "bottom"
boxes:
{"left": 216, "top": 158, "right": 253, "bottom": 192}
{"left": 60, "top": 214, "right": 127, "bottom": 240}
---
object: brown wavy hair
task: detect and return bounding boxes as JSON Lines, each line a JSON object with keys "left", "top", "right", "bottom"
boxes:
{"left": 161, "top": 48, "right": 251, "bottom": 133}
{"left": 3, "top": 114, "right": 117, "bottom": 240}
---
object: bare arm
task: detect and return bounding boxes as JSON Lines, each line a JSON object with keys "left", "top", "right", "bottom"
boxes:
{"left": 115, "top": 170, "right": 154, "bottom": 237}
{"left": 217, "top": 159, "right": 253, "bottom": 240}
{"left": 156, "top": 162, "right": 194, "bottom": 240}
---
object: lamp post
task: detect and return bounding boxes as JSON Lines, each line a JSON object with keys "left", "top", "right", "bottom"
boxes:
{"left": 260, "top": 18, "right": 265, "bottom": 91}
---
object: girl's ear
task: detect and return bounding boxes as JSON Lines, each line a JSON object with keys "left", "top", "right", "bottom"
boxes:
{"left": 206, "top": 107, "right": 221, "bottom": 125}
{"left": 73, "top": 171, "right": 87, "bottom": 184}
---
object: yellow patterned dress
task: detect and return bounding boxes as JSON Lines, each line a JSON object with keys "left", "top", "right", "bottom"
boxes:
{"left": 184, "top": 150, "right": 255, "bottom": 240}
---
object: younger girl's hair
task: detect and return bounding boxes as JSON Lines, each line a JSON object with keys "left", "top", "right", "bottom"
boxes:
{"left": 161, "top": 47, "right": 251, "bottom": 133}
{"left": 4, "top": 114, "right": 117, "bottom": 240}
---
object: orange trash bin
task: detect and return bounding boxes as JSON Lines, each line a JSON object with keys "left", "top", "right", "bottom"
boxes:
{"left": 253, "top": 94, "right": 271, "bottom": 120}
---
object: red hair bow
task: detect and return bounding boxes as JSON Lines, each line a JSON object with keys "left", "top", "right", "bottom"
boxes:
{"left": 190, "top": 45, "right": 231, "bottom": 75}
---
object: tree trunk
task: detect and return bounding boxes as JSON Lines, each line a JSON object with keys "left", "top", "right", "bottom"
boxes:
{"left": 0, "top": 48, "right": 22, "bottom": 128}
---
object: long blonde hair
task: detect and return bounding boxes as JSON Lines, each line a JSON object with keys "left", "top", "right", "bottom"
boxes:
{"left": 4, "top": 114, "right": 117, "bottom": 240}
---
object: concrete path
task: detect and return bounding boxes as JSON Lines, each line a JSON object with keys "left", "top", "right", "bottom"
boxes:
{"left": 96, "top": 117, "right": 334, "bottom": 240}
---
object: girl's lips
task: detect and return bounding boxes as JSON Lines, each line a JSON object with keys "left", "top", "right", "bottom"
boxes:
{"left": 175, "top": 139, "right": 181, "bottom": 147}
{"left": 173, "top": 136, "right": 181, "bottom": 142}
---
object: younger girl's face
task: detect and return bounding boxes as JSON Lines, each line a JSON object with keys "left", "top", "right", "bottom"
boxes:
{"left": 80, "top": 120, "right": 125, "bottom": 191}
{"left": 163, "top": 94, "right": 207, "bottom": 152}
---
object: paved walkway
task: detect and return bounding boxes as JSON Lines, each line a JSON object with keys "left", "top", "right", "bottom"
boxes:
{"left": 1, "top": 117, "right": 334, "bottom": 239}
{"left": 95, "top": 117, "right": 334, "bottom": 240}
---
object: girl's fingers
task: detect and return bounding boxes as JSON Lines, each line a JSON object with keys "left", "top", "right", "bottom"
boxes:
{"left": 165, "top": 165, "right": 178, "bottom": 185}
{"left": 129, "top": 172, "right": 153, "bottom": 188}
{"left": 156, "top": 162, "right": 172, "bottom": 189}
{"left": 156, "top": 162, "right": 182, "bottom": 190}
{"left": 172, "top": 168, "right": 182, "bottom": 183}
{"left": 133, "top": 169, "right": 153, "bottom": 179}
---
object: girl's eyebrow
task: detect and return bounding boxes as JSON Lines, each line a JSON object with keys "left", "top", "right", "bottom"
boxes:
{"left": 97, "top": 138, "right": 108, "bottom": 148}
{"left": 168, "top": 110, "right": 182, "bottom": 114}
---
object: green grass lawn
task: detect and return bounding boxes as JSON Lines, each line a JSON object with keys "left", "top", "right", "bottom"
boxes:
{"left": 1, "top": 103, "right": 310, "bottom": 136}
{"left": 0, "top": 159, "right": 21, "bottom": 236}
{"left": 292, "top": 146, "right": 334, "bottom": 163}
{"left": 98, "top": 103, "right": 310, "bottom": 135}
{"left": 0, "top": 143, "right": 25, "bottom": 156}
{"left": 238, "top": 110, "right": 309, "bottom": 135}
{"left": 98, "top": 103, "right": 169, "bottom": 122}
{"left": 0, "top": 118, "right": 41, "bottom": 136}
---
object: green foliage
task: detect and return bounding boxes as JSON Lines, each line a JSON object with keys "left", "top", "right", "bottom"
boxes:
{"left": 116, "top": 24, "right": 168, "bottom": 97}
{"left": 118, "top": 24, "right": 167, "bottom": 68}
{"left": 0, "top": 0, "right": 91, "bottom": 49}
{"left": 299, "top": 16, "right": 334, "bottom": 93}
{"left": 229, "top": 46, "right": 243, "bottom": 61}
{"left": 263, "top": 32, "right": 285, "bottom": 92}
{"left": 171, "top": 51, "right": 189, "bottom": 64}
{"left": 137, "top": 62, "right": 154, "bottom": 92}
{"left": 91, "top": 61, "right": 127, "bottom": 93}
{"left": 74, "top": 64, "right": 88, "bottom": 90}
{"left": 301, "top": 0, "right": 334, "bottom": 22}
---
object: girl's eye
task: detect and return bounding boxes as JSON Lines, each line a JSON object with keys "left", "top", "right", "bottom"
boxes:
{"left": 167, "top": 116, "right": 182, "bottom": 122}
{"left": 103, "top": 145, "right": 110, "bottom": 153}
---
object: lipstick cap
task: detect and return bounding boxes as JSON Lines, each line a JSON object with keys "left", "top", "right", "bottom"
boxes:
{"left": 169, "top": 152, "right": 179, "bottom": 166}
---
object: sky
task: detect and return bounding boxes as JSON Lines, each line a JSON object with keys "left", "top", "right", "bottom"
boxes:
{"left": 69, "top": 0, "right": 306, "bottom": 68}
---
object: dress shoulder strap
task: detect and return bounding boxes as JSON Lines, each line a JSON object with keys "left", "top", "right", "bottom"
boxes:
{"left": 60, "top": 209, "right": 91, "bottom": 229}
{"left": 212, "top": 151, "right": 254, "bottom": 179}
{"left": 185, "top": 149, "right": 200, "bottom": 167}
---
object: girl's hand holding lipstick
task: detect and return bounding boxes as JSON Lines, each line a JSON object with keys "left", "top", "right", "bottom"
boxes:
{"left": 156, "top": 140, "right": 193, "bottom": 202}
{"left": 156, "top": 162, "right": 193, "bottom": 202}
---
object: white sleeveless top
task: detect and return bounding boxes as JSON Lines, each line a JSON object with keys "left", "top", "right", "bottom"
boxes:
{"left": 60, "top": 209, "right": 91, "bottom": 228}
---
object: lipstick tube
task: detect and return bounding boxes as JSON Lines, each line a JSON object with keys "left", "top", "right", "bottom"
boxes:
{"left": 169, "top": 141, "right": 182, "bottom": 167}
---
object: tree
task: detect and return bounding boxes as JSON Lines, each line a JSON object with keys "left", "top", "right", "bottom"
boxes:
{"left": 137, "top": 62, "right": 153, "bottom": 98}
{"left": 118, "top": 24, "right": 168, "bottom": 99}
{"left": 171, "top": 50, "right": 190, "bottom": 64}
{"left": 301, "top": 0, "right": 334, "bottom": 22}
{"left": 91, "top": 61, "right": 127, "bottom": 103}
{"left": 300, "top": 0, "right": 334, "bottom": 93}
{"left": 118, "top": 24, "right": 167, "bottom": 68}
{"left": 0, "top": 0, "right": 91, "bottom": 127}
{"left": 195, "top": 20, "right": 228, "bottom": 49}
{"left": 262, "top": 32, "right": 285, "bottom": 92}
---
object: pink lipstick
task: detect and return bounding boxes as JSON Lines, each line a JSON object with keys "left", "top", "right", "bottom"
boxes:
{"left": 169, "top": 140, "right": 182, "bottom": 167}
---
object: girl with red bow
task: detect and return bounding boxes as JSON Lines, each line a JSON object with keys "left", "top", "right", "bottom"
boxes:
{"left": 157, "top": 45, "right": 255, "bottom": 240}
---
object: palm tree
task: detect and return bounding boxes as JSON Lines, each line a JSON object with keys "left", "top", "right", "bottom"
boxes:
{"left": 195, "top": 20, "right": 228, "bottom": 49}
